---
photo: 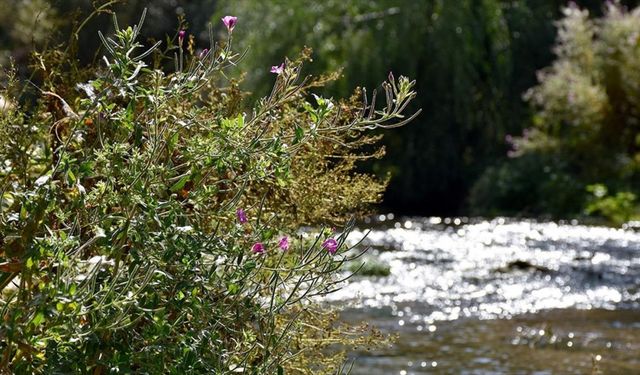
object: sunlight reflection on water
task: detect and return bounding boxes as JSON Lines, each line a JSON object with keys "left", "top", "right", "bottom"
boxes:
{"left": 329, "top": 217, "right": 640, "bottom": 322}
{"left": 330, "top": 217, "right": 640, "bottom": 374}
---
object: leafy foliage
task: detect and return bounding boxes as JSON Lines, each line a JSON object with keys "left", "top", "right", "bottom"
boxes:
{"left": 585, "top": 184, "right": 638, "bottom": 226}
{"left": 214, "top": 0, "right": 570, "bottom": 214}
{"left": 0, "top": 8, "right": 417, "bottom": 373}
{"left": 469, "top": 153, "right": 585, "bottom": 217}
{"left": 486, "top": 2, "right": 640, "bottom": 223}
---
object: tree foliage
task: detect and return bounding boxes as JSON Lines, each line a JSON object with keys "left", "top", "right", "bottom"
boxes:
{"left": 214, "top": 0, "right": 571, "bottom": 214}
{"left": 473, "top": 2, "right": 640, "bottom": 222}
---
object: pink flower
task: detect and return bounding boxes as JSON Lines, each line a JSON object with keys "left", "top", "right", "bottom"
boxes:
{"left": 322, "top": 238, "right": 339, "bottom": 254}
{"left": 252, "top": 242, "right": 265, "bottom": 254}
{"left": 270, "top": 63, "right": 285, "bottom": 75}
{"left": 237, "top": 208, "right": 248, "bottom": 224}
{"left": 199, "top": 48, "right": 209, "bottom": 59}
{"left": 278, "top": 236, "right": 290, "bottom": 251}
{"left": 222, "top": 16, "right": 238, "bottom": 33}
{"left": 178, "top": 30, "right": 186, "bottom": 43}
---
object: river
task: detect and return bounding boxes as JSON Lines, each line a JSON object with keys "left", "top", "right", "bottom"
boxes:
{"left": 329, "top": 217, "right": 640, "bottom": 374}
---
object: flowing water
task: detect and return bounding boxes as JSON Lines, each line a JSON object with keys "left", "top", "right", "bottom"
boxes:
{"left": 330, "top": 217, "right": 640, "bottom": 374}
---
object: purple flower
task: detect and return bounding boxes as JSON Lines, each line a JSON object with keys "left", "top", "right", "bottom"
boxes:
{"left": 199, "top": 48, "right": 209, "bottom": 59}
{"left": 237, "top": 208, "right": 248, "bottom": 224}
{"left": 270, "top": 63, "right": 285, "bottom": 75}
{"left": 178, "top": 30, "right": 186, "bottom": 43}
{"left": 252, "top": 242, "right": 265, "bottom": 254}
{"left": 322, "top": 238, "right": 339, "bottom": 254}
{"left": 278, "top": 236, "right": 290, "bottom": 251}
{"left": 222, "top": 16, "right": 238, "bottom": 33}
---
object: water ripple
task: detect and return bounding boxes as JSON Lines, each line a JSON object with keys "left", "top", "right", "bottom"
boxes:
{"left": 329, "top": 218, "right": 640, "bottom": 324}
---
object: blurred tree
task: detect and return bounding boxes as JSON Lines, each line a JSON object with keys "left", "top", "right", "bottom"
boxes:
{"left": 215, "top": 0, "right": 568, "bottom": 215}
{"left": 472, "top": 1, "right": 640, "bottom": 222}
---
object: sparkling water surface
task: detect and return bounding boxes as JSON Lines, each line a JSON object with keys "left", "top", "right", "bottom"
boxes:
{"left": 330, "top": 217, "right": 640, "bottom": 374}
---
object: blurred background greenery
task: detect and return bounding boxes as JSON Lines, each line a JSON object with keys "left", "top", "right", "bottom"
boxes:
{"left": 2, "top": 0, "right": 640, "bottom": 222}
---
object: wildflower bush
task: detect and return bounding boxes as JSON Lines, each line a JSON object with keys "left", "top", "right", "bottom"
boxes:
{"left": 472, "top": 2, "right": 640, "bottom": 222}
{"left": 0, "top": 9, "right": 418, "bottom": 374}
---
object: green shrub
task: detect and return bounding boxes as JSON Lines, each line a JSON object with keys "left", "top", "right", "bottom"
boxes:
{"left": 469, "top": 153, "right": 584, "bottom": 218}
{"left": 474, "top": 2, "right": 640, "bottom": 221}
{"left": 585, "top": 184, "right": 639, "bottom": 226}
{"left": 0, "top": 9, "right": 417, "bottom": 373}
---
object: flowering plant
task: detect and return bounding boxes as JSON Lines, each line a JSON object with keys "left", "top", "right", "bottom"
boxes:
{"left": 0, "top": 9, "right": 417, "bottom": 373}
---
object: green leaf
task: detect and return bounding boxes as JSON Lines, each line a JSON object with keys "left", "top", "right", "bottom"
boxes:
{"left": 261, "top": 229, "right": 275, "bottom": 241}
{"left": 170, "top": 174, "right": 190, "bottom": 193}
{"left": 31, "top": 312, "right": 45, "bottom": 326}
{"left": 302, "top": 101, "right": 314, "bottom": 113}
{"left": 243, "top": 261, "right": 256, "bottom": 273}
{"left": 236, "top": 113, "right": 245, "bottom": 128}
{"left": 168, "top": 131, "right": 180, "bottom": 151}
{"left": 227, "top": 283, "right": 239, "bottom": 295}
{"left": 221, "top": 114, "right": 244, "bottom": 129}
{"left": 294, "top": 126, "right": 304, "bottom": 144}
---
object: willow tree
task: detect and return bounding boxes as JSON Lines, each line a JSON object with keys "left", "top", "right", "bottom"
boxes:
{"left": 215, "top": 0, "right": 566, "bottom": 214}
